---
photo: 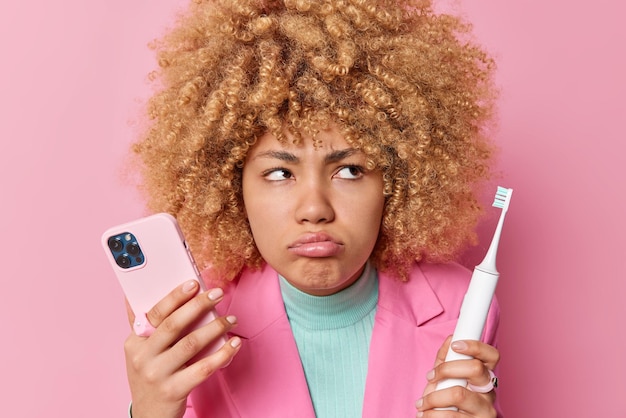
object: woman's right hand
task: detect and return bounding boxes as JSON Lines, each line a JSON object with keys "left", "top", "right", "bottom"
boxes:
{"left": 124, "top": 280, "right": 242, "bottom": 418}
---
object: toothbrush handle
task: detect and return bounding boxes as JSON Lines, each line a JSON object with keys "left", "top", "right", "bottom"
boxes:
{"left": 434, "top": 267, "right": 499, "bottom": 393}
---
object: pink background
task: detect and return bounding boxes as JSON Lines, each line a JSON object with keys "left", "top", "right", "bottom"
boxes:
{"left": 1, "top": 1, "right": 624, "bottom": 417}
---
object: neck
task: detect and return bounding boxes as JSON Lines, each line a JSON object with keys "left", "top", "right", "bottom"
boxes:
{"left": 279, "top": 262, "right": 378, "bottom": 330}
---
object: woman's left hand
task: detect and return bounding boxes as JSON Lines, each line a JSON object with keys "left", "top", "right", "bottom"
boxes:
{"left": 416, "top": 336, "right": 500, "bottom": 417}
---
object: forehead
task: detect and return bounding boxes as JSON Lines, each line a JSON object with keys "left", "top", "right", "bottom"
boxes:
{"left": 250, "top": 124, "right": 353, "bottom": 154}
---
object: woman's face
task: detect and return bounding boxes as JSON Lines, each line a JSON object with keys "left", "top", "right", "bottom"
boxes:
{"left": 242, "top": 125, "right": 385, "bottom": 296}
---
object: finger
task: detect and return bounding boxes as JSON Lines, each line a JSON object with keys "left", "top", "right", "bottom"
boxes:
{"left": 149, "top": 288, "right": 226, "bottom": 353}
{"left": 467, "top": 369, "right": 498, "bottom": 395}
{"left": 432, "top": 335, "right": 453, "bottom": 367}
{"left": 172, "top": 336, "right": 243, "bottom": 391}
{"left": 467, "top": 366, "right": 495, "bottom": 391}
{"left": 450, "top": 340, "right": 500, "bottom": 370}
{"left": 442, "top": 360, "right": 494, "bottom": 394}
{"left": 428, "top": 358, "right": 487, "bottom": 387}
{"left": 421, "top": 381, "right": 437, "bottom": 398}
{"left": 417, "top": 385, "right": 496, "bottom": 417}
{"left": 145, "top": 280, "right": 200, "bottom": 329}
{"left": 167, "top": 314, "right": 238, "bottom": 367}
{"left": 421, "top": 335, "right": 453, "bottom": 398}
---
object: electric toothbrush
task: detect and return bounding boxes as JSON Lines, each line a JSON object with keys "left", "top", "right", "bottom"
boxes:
{"left": 434, "top": 186, "right": 513, "bottom": 396}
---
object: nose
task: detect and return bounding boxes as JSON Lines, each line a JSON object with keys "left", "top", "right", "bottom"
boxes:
{"left": 294, "top": 178, "right": 335, "bottom": 224}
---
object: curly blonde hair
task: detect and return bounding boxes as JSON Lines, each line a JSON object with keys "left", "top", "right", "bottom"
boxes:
{"left": 133, "top": 0, "right": 497, "bottom": 281}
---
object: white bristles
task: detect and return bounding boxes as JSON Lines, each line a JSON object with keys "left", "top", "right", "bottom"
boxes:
{"left": 493, "top": 186, "right": 513, "bottom": 211}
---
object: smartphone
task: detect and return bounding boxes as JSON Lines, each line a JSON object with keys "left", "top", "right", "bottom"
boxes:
{"left": 101, "top": 212, "right": 226, "bottom": 356}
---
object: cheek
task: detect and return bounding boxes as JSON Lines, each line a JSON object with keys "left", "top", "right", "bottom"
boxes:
{"left": 243, "top": 198, "right": 264, "bottom": 237}
{"left": 351, "top": 192, "right": 385, "bottom": 245}
{"left": 243, "top": 192, "right": 284, "bottom": 250}
{"left": 365, "top": 181, "right": 385, "bottom": 222}
{"left": 242, "top": 174, "right": 262, "bottom": 222}
{"left": 366, "top": 203, "right": 385, "bottom": 240}
{"left": 244, "top": 208, "right": 271, "bottom": 258}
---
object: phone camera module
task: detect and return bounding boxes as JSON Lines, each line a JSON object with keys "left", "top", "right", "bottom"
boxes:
{"left": 107, "top": 232, "right": 146, "bottom": 269}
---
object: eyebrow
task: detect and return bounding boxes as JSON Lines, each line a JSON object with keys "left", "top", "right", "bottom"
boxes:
{"left": 253, "top": 148, "right": 359, "bottom": 164}
{"left": 325, "top": 148, "right": 358, "bottom": 164}
{"left": 254, "top": 150, "right": 299, "bottom": 163}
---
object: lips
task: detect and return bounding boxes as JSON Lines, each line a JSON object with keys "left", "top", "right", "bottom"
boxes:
{"left": 287, "top": 232, "right": 344, "bottom": 258}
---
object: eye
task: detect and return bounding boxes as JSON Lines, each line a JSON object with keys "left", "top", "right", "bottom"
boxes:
{"left": 263, "top": 168, "right": 293, "bottom": 181}
{"left": 335, "top": 165, "right": 364, "bottom": 180}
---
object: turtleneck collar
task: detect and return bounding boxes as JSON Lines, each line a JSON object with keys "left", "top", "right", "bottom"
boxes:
{"left": 279, "top": 262, "right": 379, "bottom": 330}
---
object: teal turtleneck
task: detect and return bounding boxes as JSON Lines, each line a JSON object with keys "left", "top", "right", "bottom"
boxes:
{"left": 279, "top": 262, "right": 379, "bottom": 418}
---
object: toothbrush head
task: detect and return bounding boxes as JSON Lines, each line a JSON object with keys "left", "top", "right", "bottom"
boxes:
{"left": 493, "top": 186, "right": 513, "bottom": 212}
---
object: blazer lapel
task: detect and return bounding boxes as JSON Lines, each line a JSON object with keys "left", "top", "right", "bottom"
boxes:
{"left": 221, "top": 264, "right": 316, "bottom": 417}
{"left": 362, "top": 265, "right": 452, "bottom": 418}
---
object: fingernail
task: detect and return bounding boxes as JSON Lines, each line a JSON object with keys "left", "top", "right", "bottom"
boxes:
{"left": 230, "top": 336, "right": 242, "bottom": 348}
{"left": 416, "top": 412, "right": 424, "bottom": 418}
{"left": 183, "top": 280, "right": 198, "bottom": 292}
{"left": 426, "top": 369, "right": 435, "bottom": 381}
{"left": 415, "top": 398, "right": 423, "bottom": 408}
{"left": 451, "top": 340, "right": 468, "bottom": 351}
{"left": 208, "top": 288, "right": 224, "bottom": 301}
{"left": 226, "top": 315, "right": 237, "bottom": 324}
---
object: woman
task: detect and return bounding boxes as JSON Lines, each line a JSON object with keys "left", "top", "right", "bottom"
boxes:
{"left": 124, "top": 0, "right": 502, "bottom": 416}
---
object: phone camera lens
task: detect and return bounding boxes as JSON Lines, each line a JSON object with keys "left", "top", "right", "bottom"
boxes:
{"left": 116, "top": 254, "right": 132, "bottom": 269}
{"left": 127, "top": 242, "right": 141, "bottom": 256}
{"left": 108, "top": 237, "right": 124, "bottom": 253}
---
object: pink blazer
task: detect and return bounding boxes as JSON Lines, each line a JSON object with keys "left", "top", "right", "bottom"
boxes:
{"left": 185, "top": 262, "right": 501, "bottom": 417}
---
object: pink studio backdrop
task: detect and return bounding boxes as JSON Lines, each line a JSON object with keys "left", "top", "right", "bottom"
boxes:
{"left": 1, "top": 1, "right": 624, "bottom": 417}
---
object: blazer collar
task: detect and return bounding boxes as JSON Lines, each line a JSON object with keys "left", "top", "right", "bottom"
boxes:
{"left": 225, "top": 263, "right": 286, "bottom": 338}
{"left": 226, "top": 262, "right": 446, "bottom": 339}
{"left": 377, "top": 264, "right": 445, "bottom": 327}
